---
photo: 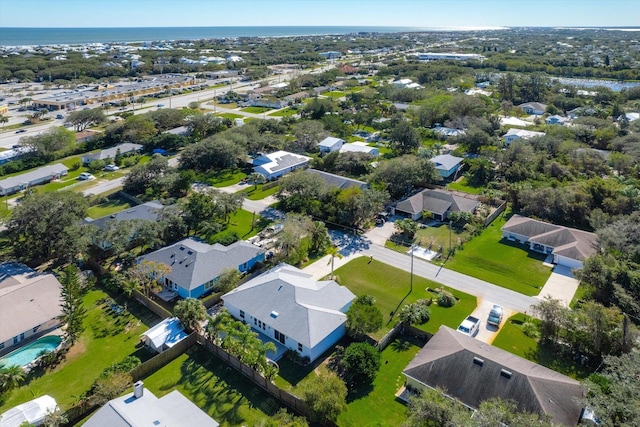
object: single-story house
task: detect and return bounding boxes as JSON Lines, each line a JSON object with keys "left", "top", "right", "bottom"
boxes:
{"left": 222, "top": 263, "right": 356, "bottom": 363}
{"left": 392, "top": 78, "right": 414, "bottom": 88}
{"left": 567, "top": 107, "right": 597, "bottom": 120}
{"left": 0, "top": 163, "right": 68, "bottom": 196}
{"left": 83, "top": 382, "right": 219, "bottom": 427}
{"left": 306, "top": 169, "right": 369, "bottom": 190}
{"left": 83, "top": 201, "right": 165, "bottom": 250}
{"left": 137, "top": 238, "right": 265, "bottom": 299}
{"left": 433, "top": 126, "right": 466, "bottom": 138}
{"left": 0, "top": 263, "right": 62, "bottom": 356}
{"left": 318, "top": 51, "right": 342, "bottom": 59}
{"left": 429, "top": 154, "right": 464, "bottom": 179}
{"left": 501, "top": 214, "right": 597, "bottom": 269}
{"left": 0, "top": 146, "right": 34, "bottom": 165}
{"left": 318, "top": 136, "right": 344, "bottom": 153}
{"left": 81, "top": 143, "right": 143, "bottom": 165}
{"left": 503, "top": 128, "right": 546, "bottom": 145}
{"left": 74, "top": 130, "right": 98, "bottom": 143}
{"left": 403, "top": 326, "right": 584, "bottom": 426}
{"left": 340, "top": 142, "right": 379, "bottom": 157}
{"left": 545, "top": 114, "right": 569, "bottom": 125}
{"left": 518, "top": 102, "right": 547, "bottom": 115}
{"left": 249, "top": 98, "right": 287, "bottom": 109}
{"left": 0, "top": 395, "right": 59, "bottom": 427}
{"left": 140, "top": 317, "right": 188, "bottom": 354}
{"left": 163, "top": 125, "right": 190, "bottom": 136}
{"left": 394, "top": 189, "right": 479, "bottom": 221}
{"left": 253, "top": 150, "right": 311, "bottom": 180}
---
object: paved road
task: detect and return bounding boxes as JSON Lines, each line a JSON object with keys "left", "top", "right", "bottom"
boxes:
{"left": 82, "top": 177, "right": 125, "bottom": 196}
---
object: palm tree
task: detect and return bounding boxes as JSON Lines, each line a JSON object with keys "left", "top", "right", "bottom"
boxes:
{"left": 0, "top": 364, "right": 26, "bottom": 391}
{"left": 0, "top": 115, "right": 8, "bottom": 128}
{"left": 248, "top": 172, "right": 267, "bottom": 190}
{"left": 174, "top": 298, "right": 207, "bottom": 333}
{"left": 326, "top": 246, "right": 343, "bottom": 279}
{"left": 205, "top": 310, "right": 231, "bottom": 344}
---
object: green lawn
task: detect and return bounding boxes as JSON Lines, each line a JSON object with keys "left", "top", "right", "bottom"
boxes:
{"left": 143, "top": 346, "right": 286, "bottom": 427}
{"left": 210, "top": 102, "right": 238, "bottom": 109}
{"left": 240, "top": 183, "right": 278, "bottom": 200}
{"left": 492, "top": 314, "right": 591, "bottom": 380}
{"left": 215, "top": 113, "right": 244, "bottom": 120}
{"left": 444, "top": 215, "right": 552, "bottom": 296}
{"left": 447, "top": 177, "right": 485, "bottom": 195}
{"left": 338, "top": 336, "right": 422, "bottom": 427}
{"left": 208, "top": 169, "right": 248, "bottom": 187}
{"left": 413, "top": 222, "right": 470, "bottom": 253}
{"left": 324, "top": 91, "right": 347, "bottom": 98}
{"left": 268, "top": 108, "right": 298, "bottom": 117}
{"left": 208, "top": 209, "right": 264, "bottom": 243}
{"left": 239, "top": 106, "right": 273, "bottom": 114}
{"left": 0, "top": 288, "right": 159, "bottom": 411}
{"left": 334, "top": 257, "right": 477, "bottom": 339}
{"left": 87, "top": 197, "right": 132, "bottom": 219}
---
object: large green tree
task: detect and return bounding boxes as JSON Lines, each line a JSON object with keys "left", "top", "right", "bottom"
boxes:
{"left": 174, "top": 298, "right": 207, "bottom": 333}
{"left": 59, "top": 265, "right": 87, "bottom": 344}
{"left": 65, "top": 108, "right": 106, "bottom": 132}
{"left": 8, "top": 191, "right": 89, "bottom": 264}
{"left": 299, "top": 371, "right": 347, "bottom": 425}
{"left": 345, "top": 295, "right": 383, "bottom": 339}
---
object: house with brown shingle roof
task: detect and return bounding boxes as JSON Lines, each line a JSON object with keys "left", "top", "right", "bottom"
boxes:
{"left": 403, "top": 326, "right": 585, "bottom": 426}
{"left": 501, "top": 214, "right": 597, "bottom": 269}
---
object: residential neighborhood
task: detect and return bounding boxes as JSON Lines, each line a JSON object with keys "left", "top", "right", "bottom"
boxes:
{"left": 0, "top": 17, "right": 639, "bottom": 427}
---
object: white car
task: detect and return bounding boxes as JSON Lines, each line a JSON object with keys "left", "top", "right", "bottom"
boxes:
{"left": 103, "top": 164, "right": 120, "bottom": 172}
{"left": 457, "top": 316, "right": 481, "bottom": 337}
{"left": 78, "top": 172, "right": 95, "bottom": 180}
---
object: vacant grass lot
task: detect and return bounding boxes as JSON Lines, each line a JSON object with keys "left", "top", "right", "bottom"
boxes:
{"left": 208, "top": 169, "right": 248, "bottom": 187}
{"left": 492, "top": 314, "right": 591, "bottom": 380}
{"left": 334, "top": 256, "right": 476, "bottom": 339}
{"left": 239, "top": 106, "right": 272, "bottom": 114}
{"left": 0, "top": 288, "right": 159, "bottom": 411}
{"left": 240, "top": 183, "right": 278, "bottom": 200}
{"left": 143, "top": 345, "right": 285, "bottom": 427}
{"left": 87, "top": 197, "right": 132, "bottom": 219}
{"left": 445, "top": 216, "right": 552, "bottom": 296}
{"left": 215, "top": 112, "right": 244, "bottom": 120}
{"left": 324, "top": 91, "right": 347, "bottom": 98}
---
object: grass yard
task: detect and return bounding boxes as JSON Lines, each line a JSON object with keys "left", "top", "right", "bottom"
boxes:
{"left": 211, "top": 102, "right": 238, "bottom": 109}
{"left": 338, "top": 335, "right": 423, "bottom": 427}
{"left": 143, "top": 345, "right": 286, "bottom": 427}
{"left": 324, "top": 91, "right": 347, "bottom": 98}
{"left": 334, "top": 257, "right": 477, "bottom": 339}
{"left": 240, "top": 183, "right": 278, "bottom": 200}
{"left": 445, "top": 215, "right": 552, "bottom": 296}
{"left": 239, "top": 106, "right": 273, "bottom": 114}
{"left": 268, "top": 108, "right": 298, "bottom": 117}
{"left": 215, "top": 112, "right": 244, "bottom": 120}
{"left": 447, "top": 177, "right": 485, "bottom": 195}
{"left": 413, "top": 222, "right": 471, "bottom": 253}
{"left": 208, "top": 169, "right": 248, "bottom": 187}
{"left": 0, "top": 288, "right": 159, "bottom": 411}
{"left": 492, "top": 314, "right": 591, "bottom": 380}
{"left": 208, "top": 209, "right": 264, "bottom": 243}
{"left": 87, "top": 197, "right": 132, "bottom": 219}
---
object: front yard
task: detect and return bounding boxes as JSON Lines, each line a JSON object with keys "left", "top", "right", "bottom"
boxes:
{"left": 239, "top": 106, "right": 273, "bottom": 114}
{"left": 240, "top": 183, "right": 278, "bottom": 200}
{"left": 87, "top": 196, "right": 132, "bottom": 219}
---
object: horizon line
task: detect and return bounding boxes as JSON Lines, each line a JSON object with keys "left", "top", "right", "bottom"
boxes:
{"left": 3, "top": 25, "right": 638, "bottom": 30}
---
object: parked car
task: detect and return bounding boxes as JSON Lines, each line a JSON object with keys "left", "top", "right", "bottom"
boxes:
{"left": 457, "top": 316, "right": 480, "bottom": 337}
{"left": 56, "top": 114, "right": 64, "bottom": 119}
{"left": 487, "top": 305, "right": 503, "bottom": 327}
{"left": 103, "top": 164, "right": 120, "bottom": 172}
{"left": 15, "top": 129, "right": 26, "bottom": 133}
{"left": 157, "top": 104, "right": 164, "bottom": 108}
{"left": 78, "top": 172, "right": 95, "bottom": 180}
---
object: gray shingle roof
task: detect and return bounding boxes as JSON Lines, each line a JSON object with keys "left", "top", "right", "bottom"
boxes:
{"left": 84, "top": 201, "right": 164, "bottom": 231}
{"left": 429, "top": 154, "right": 463, "bottom": 172}
{"left": 138, "top": 238, "right": 264, "bottom": 292}
{"left": 318, "top": 136, "right": 344, "bottom": 148}
{"left": 396, "top": 189, "right": 478, "bottom": 217}
{"left": 502, "top": 215, "right": 597, "bottom": 261}
{"left": 306, "top": 169, "right": 368, "bottom": 190}
{"left": 0, "top": 263, "right": 62, "bottom": 343}
{"left": 0, "top": 163, "right": 68, "bottom": 193}
{"left": 83, "top": 143, "right": 143, "bottom": 163}
{"left": 404, "top": 327, "right": 583, "bottom": 426}
{"left": 222, "top": 263, "right": 355, "bottom": 348}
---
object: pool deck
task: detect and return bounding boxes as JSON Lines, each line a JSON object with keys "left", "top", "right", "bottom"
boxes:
{"left": 0, "top": 329, "right": 65, "bottom": 369}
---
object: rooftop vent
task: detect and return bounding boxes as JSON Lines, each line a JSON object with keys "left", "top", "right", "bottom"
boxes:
{"left": 500, "top": 369, "right": 512, "bottom": 379}
{"left": 133, "top": 380, "right": 144, "bottom": 398}
{"left": 270, "top": 311, "right": 279, "bottom": 318}
{"left": 473, "top": 357, "right": 484, "bottom": 367}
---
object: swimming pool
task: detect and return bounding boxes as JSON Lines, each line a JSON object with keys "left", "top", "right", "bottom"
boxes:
{"left": 0, "top": 335, "right": 62, "bottom": 367}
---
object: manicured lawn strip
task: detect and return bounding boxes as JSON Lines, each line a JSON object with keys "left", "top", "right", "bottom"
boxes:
{"left": 444, "top": 216, "right": 552, "bottom": 296}
{"left": 334, "top": 257, "right": 476, "bottom": 339}
{"left": 239, "top": 106, "right": 272, "bottom": 114}
{"left": 142, "top": 346, "right": 285, "bottom": 427}
{"left": 87, "top": 197, "right": 132, "bottom": 219}
{"left": 324, "top": 91, "right": 347, "bottom": 98}
{"left": 215, "top": 113, "right": 244, "bottom": 120}
{"left": 338, "top": 336, "right": 422, "bottom": 427}
{"left": 0, "top": 288, "right": 159, "bottom": 411}
{"left": 268, "top": 108, "right": 298, "bottom": 117}
{"left": 492, "top": 314, "right": 591, "bottom": 380}
{"left": 208, "top": 209, "right": 263, "bottom": 242}
{"left": 446, "top": 177, "right": 485, "bottom": 195}
{"left": 208, "top": 169, "right": 248, "bottom": 187}
{"left": 240, "top": 183, "right": 278, "bottom": 200}
{"left": 210, "top": 102, "right": 238, "bottom": 109}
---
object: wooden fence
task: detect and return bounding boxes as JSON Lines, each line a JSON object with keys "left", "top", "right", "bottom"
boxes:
{"left": 132, "top": 289, "right": 172, "bottom": 319}
{"left": 376, "top": 323, "right": 432, "bottom": 351}
{"left": 484, "top": 200, "right": 507, "bottom": 227}
{"left": 131, "top": 332, "right": 197, "bottom": 381}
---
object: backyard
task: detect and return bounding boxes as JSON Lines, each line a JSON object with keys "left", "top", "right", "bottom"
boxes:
{"left": 240, "top": 183, "right": 278, "bottom": 200}
{"left": 142, "top": 345, "right": 286, "bottom": 427}
{"left": 0, "top": 288, "right": 159, "bottom": 411}
{"left": 87, "top": 196, "right": 132, "bottom": 219}
{"left": 334, "top": 256, "right": 477, "bottom": 339}
{"left": 444, "top": 215, "right": 552, "bottom": 296}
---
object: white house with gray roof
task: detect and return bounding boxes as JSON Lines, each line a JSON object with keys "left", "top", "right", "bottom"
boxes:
{"left": 429, "top": 154, "right": 464, "bottom": 179}
{"left": 81, "top": 143, "right": 143, "bottom": 165}
{"left": 317, "top": 136, "right": 344, "bottom": 153}
{"left": 306, "top": 169, "right": 369, "bottom": 190}
{"left": 252, "top": 150, "right": 311, "bottom": 180}
{"left": 222, "top": 263, "right": 356, "bottom": 363}
{"left": 0, "top": 163, "right": 68, "bottom": 196}
{"left": 137, "top": 238, "right": 265, "bottom": 299}
{"left": 394, "top": 189, "right": 479, "bottom": 221}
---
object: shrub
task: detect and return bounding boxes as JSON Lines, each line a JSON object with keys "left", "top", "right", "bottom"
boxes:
{"left": 522, "top": 321, "right": 539, "bottom": 338}
{"left": 437, "top": 290, "right": 457, "bottom": 307}
{"left": 212, "top": 230, "right": 239, "bottom": 246}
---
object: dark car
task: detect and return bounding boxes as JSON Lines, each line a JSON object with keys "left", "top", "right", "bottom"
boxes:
{"left": 487, "top": 305, "right": 503, "bottom": 327}
{"left": 15, "top": 129, "right": 26, "bottom": 133}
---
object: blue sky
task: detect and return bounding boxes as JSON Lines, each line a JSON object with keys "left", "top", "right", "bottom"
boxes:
{"left": 0, "top": 0, "right": 636, "bottom": 28}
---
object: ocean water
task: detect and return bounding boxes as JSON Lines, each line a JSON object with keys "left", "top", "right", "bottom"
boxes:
{"left": 0, "top": 26, "right": 508, "bottom": 46}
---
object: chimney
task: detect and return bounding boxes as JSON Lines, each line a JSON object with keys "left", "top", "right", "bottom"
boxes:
{"left": 133, "top": 380, "right": 144, "bottom": 398}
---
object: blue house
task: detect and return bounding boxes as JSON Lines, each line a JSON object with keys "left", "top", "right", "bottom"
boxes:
{"left": 138, "top": 238, "right": 265, "bottom": 299}
{"left": 429, "top": 154, "right": 464, "bottom": 179}
{"left": 222, "top": 263, "right": 355, "bottom": 362}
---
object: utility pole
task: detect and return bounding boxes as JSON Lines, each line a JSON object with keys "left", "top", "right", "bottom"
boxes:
{"left": 410, "top": 244, "right": 414, "bottom": 293}
{"left": 449, "top": 220, "right": 453, "bottom": 255}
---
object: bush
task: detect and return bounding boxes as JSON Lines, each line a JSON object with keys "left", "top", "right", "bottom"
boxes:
{"left": 437, "top": 291, "right": 457, "bottom": 307}
{"left": 212, "top": 230, "right": 239, "bottom": 246}
{"left": 522, "top": 321, "right": 539, "bottom": 338}
{"left": 341, "top": 342, "right": 381, "bottom": 385}
{"left": 100, "top": 356, "right": 141, "bottom": 378}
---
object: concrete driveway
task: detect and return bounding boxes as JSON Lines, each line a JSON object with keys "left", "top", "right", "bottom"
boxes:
{"left": 536, "top": 265, "right": 579, "bottom": 307}
{"left": 365, "top": 220, "right": 396, "bottom": 246}
{"left": 467, "top": 299, "right": 515, "bottom": 344}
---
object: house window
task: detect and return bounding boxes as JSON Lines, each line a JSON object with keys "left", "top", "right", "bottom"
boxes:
{"left": 242, "top": 262, "right": 247, "bottom": 270}
{"left": 33, "top": 325, "right": 40, "bottom": 334}
{"left": 205, "top": 280, "right": 214, "bottom": 290}
{"left": 298, "top": 343, "right": 303, "bottom": 352}
{"left": 254, "top": 318, "right": 258, "bottom": 326}
{"left": 239, "top": 310, "right": 245, "bottom": 319}
{"left": 0, "top": 342, "right": 4, "bottom": 350}
{"left": 274, "top": 330, "right": 286, "bottom": 344}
